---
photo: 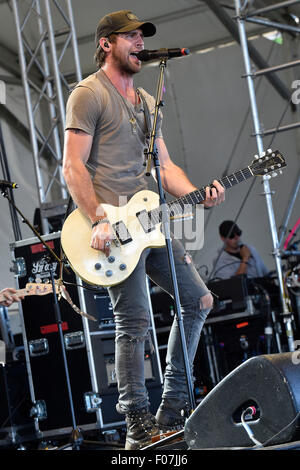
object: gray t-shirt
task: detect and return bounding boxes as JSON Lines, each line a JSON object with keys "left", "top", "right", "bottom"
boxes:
{"left": 65, "top": 69, "right": 163, "bottom": 206}
{"left": 211, "top": 244, "right": 269, "bottom": 279}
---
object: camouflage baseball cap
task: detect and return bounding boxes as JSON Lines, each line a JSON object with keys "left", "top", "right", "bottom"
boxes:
{"left": 95, "top": 10, "right": 156, "bottom": 45}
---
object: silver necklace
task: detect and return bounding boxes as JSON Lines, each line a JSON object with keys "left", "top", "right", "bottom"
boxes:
{"left": 101, "top": 70, "right": 139, "bottom": 135}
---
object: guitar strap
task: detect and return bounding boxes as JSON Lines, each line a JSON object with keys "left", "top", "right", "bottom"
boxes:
{"left": 58, "top": 199, "right": 97, "bottom": 320}
{"left": 136, "top": 87, "right": 151, "bottom": 141}
{"left": 59, "top": 195, "right": 75, "bottom": 273}
{"left": 137, "top": 87, "right": 157, "bottom": 174}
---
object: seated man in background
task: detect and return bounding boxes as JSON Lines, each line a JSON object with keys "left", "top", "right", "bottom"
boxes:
{"left": 211, "top": 220, "right": 269, "bottom": 280}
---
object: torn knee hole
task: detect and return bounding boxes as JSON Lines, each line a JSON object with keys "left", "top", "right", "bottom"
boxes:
{"left": 199, "top": 293, "right": 214, "bottom": 310}
{"left": 183, "top": 252, "right": 192, "bottom": 264}
{"left": 118, "top": 332, "right": 148, "bottom": 343}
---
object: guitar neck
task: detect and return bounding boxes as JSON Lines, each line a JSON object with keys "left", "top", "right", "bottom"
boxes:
{"left": 0, "top": 288, "right": 28, "bottom": 304}
{"left": 150, "top": 166, "right": 253, "bottom": 222}
{"left": 0, "top": 284, "right": 56, "bottom": 304}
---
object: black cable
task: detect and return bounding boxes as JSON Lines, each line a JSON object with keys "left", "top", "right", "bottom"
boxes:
{"left": 0, "top": 123, "right": 22, "bottom": 241}
{"left": 210, "top": 260, "right": 249, "bottom": 279}
{"left": 62, "top": 280, "right": 103, "bottom": 293}
{"left": 206, "top": 38, "right": 293, "bottom": 280}
{"left": 207, "top": 178, "right": 256, "bottom": 282}
{"left": 252, "top": 411, "right": 300, "bottom": 450}
{"left": 267, "top": 92, "right": 294, "bottom": 150}
{"left": 198, "top": 39, "right": 277, "bottom": 274}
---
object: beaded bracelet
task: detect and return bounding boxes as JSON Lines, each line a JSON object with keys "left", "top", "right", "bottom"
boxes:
{"left": 92, "top": 218, "right": 109, "bottom": 229}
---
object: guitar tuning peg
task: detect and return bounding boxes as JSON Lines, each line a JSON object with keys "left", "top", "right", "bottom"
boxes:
{"left": 260, "top": 151, "right": 266, "bottom": 157}
{"left": 272, "top": 172, "right": 277, "bottom": 177}
{"left": 254, "top": 154, "right": 259, "bottom": 159}
{"left": 267, "top": 149, "right": 272, "bottom": 154}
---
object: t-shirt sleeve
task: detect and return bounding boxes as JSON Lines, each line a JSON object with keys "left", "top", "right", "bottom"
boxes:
{"left": 65, "top": 86, "right": 99, "bottom": 135}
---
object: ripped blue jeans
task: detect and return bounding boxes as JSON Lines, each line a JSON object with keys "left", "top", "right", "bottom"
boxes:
{"left": 107, "top": 238, "right": 211, "bottom": 414}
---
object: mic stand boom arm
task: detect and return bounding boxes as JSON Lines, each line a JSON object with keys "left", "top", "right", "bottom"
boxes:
{"left": 0, "top": 186, "right": 68, "bottom": 271}
{"left": 144, "top": 58, "right": 196, "bottom": 412}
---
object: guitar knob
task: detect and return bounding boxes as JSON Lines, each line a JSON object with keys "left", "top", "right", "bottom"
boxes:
{"left": 108, "top": 256, "right": 115, "bottom": 263}
{"left": 105, "top": 270, "right": 113, "bottom": 277}
{"left": 94, "top": 263, "right": 102, "bottom": 270}
{"left": 119, "top": 264, "right": 127, "bottom": 271}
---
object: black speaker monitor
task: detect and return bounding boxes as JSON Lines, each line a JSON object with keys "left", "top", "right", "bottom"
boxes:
{"left": 185, "top": 353, "right": 300, "bottom": 449}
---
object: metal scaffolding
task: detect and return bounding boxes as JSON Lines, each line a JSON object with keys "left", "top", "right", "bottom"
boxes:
{"left": 233, "top": 0, "right": 300, "bottom": 352}
{"left": 11, "top": 0, "right": 82, "bottom": 234}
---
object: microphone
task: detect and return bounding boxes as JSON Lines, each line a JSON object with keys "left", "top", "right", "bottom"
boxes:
{"left": 0, "top": 179, "right": 18, "bottom": 189}
{"left": 136, "top": 48, "right": 190, "bottom": 62}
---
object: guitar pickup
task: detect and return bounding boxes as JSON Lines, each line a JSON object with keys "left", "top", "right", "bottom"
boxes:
{"left": 136, "top": 210, "right": 156, "bottom": 233}
{"left": 112, "top": 221, "right": 132, "bottom": 245}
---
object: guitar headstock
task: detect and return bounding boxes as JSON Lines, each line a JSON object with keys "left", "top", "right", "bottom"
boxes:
{"left": 25, "top": 282, "right": 59, "bottom": 296}
{"left": 250, "top": 149, "right": 286, "bottom": 178}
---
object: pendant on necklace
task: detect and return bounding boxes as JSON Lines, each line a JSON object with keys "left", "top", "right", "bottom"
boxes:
{"left": 129, "top": 117, "right": 137, "bottom": 134}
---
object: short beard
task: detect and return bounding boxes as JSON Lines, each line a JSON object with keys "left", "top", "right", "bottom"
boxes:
{"left": 111, "top": 49, "right": 139, "bottom": 75}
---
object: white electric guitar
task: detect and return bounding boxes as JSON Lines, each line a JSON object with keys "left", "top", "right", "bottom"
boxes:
{"left": 61, "top": 150, "right": 286, "bottom": 287}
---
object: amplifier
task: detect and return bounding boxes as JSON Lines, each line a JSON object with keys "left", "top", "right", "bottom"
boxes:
{"left": 78, "top": 278, "right": 163, "bottom": 425}
{"left": 85, "top": 330, "right": 162, "bottom": 425}
{"left": 10, "top": 232, "right": 97, "bottom": 437}
{"left": 207, "top": 276, "right": 249, "bottom": 316}
{"left": 81, "top": 284, "right": 115, "bottom": 331}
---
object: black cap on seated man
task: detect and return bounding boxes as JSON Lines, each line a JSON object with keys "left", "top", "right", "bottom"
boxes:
{"left": 219, "top": 220, "right": 242, "bottom": 239}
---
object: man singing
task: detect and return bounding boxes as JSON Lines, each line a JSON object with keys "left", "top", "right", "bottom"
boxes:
{"left": 63, "top": 10, "right": 225, "bottom": 449}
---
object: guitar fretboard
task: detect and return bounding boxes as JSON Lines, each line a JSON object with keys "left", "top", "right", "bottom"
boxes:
{"left": 149, "top": 166, "right": 253, "bottom": 224}
{"left": 0, "top": 288, "right": 26, "bottom": 303}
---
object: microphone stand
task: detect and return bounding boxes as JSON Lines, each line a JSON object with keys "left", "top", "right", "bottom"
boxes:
{"left": 144, "top": 58, "right": 196, "bottom": 413}
{"left": 0, "top": 186, "right": 82, "bottom": 450}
